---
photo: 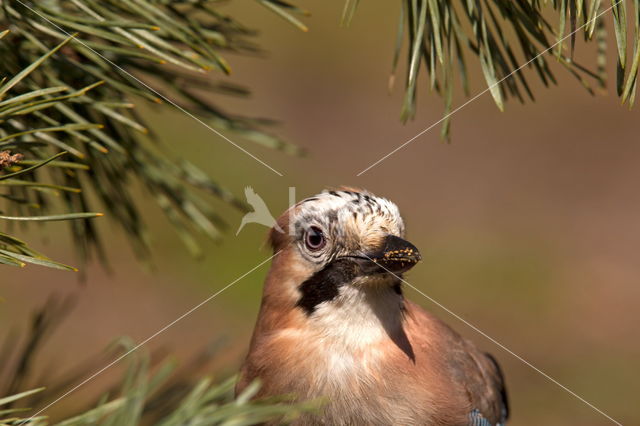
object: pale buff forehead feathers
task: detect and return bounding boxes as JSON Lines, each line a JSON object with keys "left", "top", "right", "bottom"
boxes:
{"left": 289, "top": 190, "right": 405, "bottom": 249}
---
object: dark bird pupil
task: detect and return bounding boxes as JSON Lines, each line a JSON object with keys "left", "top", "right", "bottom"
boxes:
{"left": 306, "top": 227, "right": 325, "bottom": 250}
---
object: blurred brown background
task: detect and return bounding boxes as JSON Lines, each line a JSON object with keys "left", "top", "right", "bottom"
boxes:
{"left": 1, "top": 1, "right": 638, "bottom": 425}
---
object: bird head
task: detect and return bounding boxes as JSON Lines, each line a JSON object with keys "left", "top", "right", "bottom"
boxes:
{"left": 266, "top": 188, "right": 421, "bottom": 314}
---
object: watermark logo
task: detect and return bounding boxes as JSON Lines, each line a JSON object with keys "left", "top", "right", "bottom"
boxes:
{"left": 236, "top": 186, "right": 290, "bottom": 235}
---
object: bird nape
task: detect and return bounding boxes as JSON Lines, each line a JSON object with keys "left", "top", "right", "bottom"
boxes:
{"left": 237, "top": 188, "right": 509, "bottom": 426}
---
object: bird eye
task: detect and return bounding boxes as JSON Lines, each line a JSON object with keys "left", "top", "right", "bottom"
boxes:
{"left": 305, "top": 226, "right": 326, "bottom": 251}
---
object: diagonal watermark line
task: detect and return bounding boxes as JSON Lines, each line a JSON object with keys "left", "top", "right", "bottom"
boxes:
{"left": 403, "top": 281, "right": 622, "bottom": 425}
{"left": 363, "top": 254, "right": 622, "bottom": 425}
{"left": 19, "top": 251, "right": 281, "bottom": 425}
{"left": 356, "top": 0, "right": 624, "bottom": 176}
{"left": 13, "top": 0, "right": 284, "bottom": 177}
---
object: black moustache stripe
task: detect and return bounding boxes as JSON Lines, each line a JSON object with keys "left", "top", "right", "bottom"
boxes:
{"left": 296, "top": 258, "right": 359, "bottom": 315}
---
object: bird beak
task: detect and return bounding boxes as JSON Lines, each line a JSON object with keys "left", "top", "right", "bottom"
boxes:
{"left": 360, "top": 235, "right": 422, "bottom": 275}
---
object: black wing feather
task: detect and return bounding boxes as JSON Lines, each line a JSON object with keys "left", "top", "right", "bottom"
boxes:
{"left": 484, "top": 352, "right": 509, "bottom": 423}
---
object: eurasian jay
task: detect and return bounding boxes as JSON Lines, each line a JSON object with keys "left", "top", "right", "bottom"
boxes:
{"left": 237, "top": 188, "right": 509, "bottom": 425}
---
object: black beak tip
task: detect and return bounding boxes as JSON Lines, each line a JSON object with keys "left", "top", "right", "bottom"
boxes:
{"left": 375, "top": 235, "right": 421, "bottom": 274}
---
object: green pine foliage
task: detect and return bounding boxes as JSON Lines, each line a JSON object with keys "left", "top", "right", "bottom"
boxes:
{"left": 345, "top": 0, "right": 640, "bottom": 139}
{"left": 0, "top": 0, "right": 308, "bottom": 270}
{"left": 0, "top": 354, "right": 314, "bottom": 426}
{"left": 0, "top": 299, "right": 317, "bottom": 425}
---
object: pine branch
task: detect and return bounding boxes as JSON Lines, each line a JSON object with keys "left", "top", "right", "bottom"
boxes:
{"left": 346, "top": 0, "right": 640, "bottom": 139}
{"left": 0, "top": 300, "right": 317, "bottom": 426}
{"left": 0, "top": 1, "right": 308, "bottom": 270}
